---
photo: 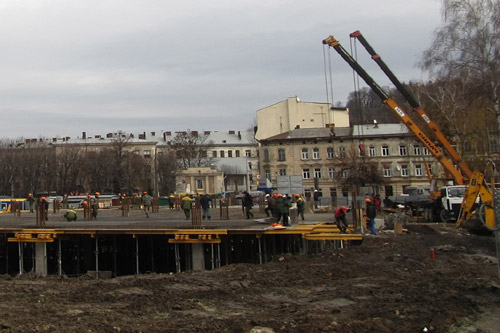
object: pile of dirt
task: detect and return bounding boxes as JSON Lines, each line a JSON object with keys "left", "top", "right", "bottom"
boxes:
{"left": 0, "top": 224, "right": 499, "bottom": 332}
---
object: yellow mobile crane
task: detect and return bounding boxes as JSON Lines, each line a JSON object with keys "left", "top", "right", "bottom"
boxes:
{"left": 322, "top": 34, "right": 495, "bottom": 230}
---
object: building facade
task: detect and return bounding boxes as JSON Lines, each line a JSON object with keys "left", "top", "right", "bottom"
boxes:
{"left": 255, "top": 96, "right": 349, "bottom": 141}
{"left": 257, "top": 123, "right": 440, "bottom": 204}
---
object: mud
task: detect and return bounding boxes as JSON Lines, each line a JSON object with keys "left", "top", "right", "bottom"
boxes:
{"left": 0, "top": 223, "right": 499, "bottom": 332}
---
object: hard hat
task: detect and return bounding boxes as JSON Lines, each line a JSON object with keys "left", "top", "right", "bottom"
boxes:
{"left": 41, "top": 196, "right": 46, "bottom": 201}
{"left": 28, "top": 193, "right": 32, "bottom": 197}
{"left": 95, "top": 192, "right": 100, "bottom": 196}
{"left": 294, "top": 194, "right": 299, "bottom": 197}
{"left": 265, "top": 194, "right": 270, "bottom": 197}
{"left": 143, "top": 191, "right": 147, "bottom": 194}
{"left": 365, "top": 198, "right": 371, "bottom": 203}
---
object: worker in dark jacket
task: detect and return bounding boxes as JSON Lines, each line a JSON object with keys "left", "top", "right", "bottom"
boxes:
{"left": 365, "top": 198, "right": 377, "bottom": 235}
{"left": 242, "top": 191, "right": 254, "bottom": 219}
{"left": 200, "top": 194, "right": 212, "bottom": 220}
{"left": 276, "top": 194, "right": 292, "bottom": 226}
{"left": 142, "top": 191, "right": 152, "bottom": 218}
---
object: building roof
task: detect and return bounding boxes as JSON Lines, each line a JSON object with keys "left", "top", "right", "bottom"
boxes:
{"left": 48, "top": 130, "right": 256, "bottom": 147}
{"left": 260, "top": 127, "right": 352, "bottom": 141}
{"left": 352, "top": 123, "right": 410, "bottom": 137}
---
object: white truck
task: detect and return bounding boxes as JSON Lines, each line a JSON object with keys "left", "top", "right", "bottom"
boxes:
{"left": 389, "top": 185, "right": 468, "bottom": 222}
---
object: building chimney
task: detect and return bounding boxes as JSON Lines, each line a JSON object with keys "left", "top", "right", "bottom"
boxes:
{"left": 150, "top": 131, "right": 155, "bottom": 136}
{"left": 53, "top": 138, "right": 57, "bottom": 142}
{"left": 238, "top": 131, "right": 241, "bottom": 140}
{"left": 82, "top": 132, "right": 87, "bottom": 139}
{"left": 107, "top": 133, "right": 113, "bottom": 138}
{"left": 204, "top": 131, "right": 211, "bottom": 135}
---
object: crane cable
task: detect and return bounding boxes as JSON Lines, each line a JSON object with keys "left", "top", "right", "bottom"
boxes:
{"left": 349, "top": 37, "right": 365, "bottom": 147}
{"left": 323, "top": 44, "right": 335, "bottom": 109}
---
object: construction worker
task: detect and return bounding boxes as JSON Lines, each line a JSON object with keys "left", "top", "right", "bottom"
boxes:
{"left": 27, "top": 193, "right": 35, "bottom": 213}
{"left": 39, "top": 196, "right": 49, "bottom": 221}
{"left": 142, "top": 191, "right": 152, "bottom": 218}
{"left": 242, "top": 191, "right": 254, "bottom": 219}
{"left": 91, "top": 192, "right": 100, "bottom": 220}
{"left": 181, "top": 195, "right": 192, "bottom": 220}
{"left": 168, "top": 194, "right": 175, "bottom": 209}
{"left": 277, "top": 194, "right": 292, "bottom": 226}
{"left": 334, "top": 206, "right": 350, "bottom": 233}
{"left": 64, "top": 209, "right": 77, "bottom": 222}
{"left": 365, "top": 198, "right": 377, "bottom": 235}
{"left": 200, "top": 193, "right": 212, "bottom": 220}
{"left": 295, "top": 194, "right": 305, "bottom": 221}
{"left": 264, "top": 194, "right": 272, "bottom": 217}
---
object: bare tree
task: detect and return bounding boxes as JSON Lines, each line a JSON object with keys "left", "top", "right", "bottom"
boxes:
{"left": 84, "top": 149, "right": 115, "bottom": 193}
{"left": 421, "top": 0, "right": 500, "bottom": 131}
{"left": 157, "top": 151, "right": 177, "bottom": 195}
{"left": 168, "top": 130, "right": 213, "bottom": 169}
{"left": 55, "top": 146, "right": 84, "bottom": 195}
{"left": 109, "top": 131, "right": 132, "bottom": 193}
{"left": 333, "top": 145, "right": 385, "bottom": 189}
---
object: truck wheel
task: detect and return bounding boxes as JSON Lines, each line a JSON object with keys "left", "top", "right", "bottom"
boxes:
{"left": 440, "top": 209, "right": 450, "bottom": 222}
{"left": 423, "top": 208, "right": 431, "bottom": 222}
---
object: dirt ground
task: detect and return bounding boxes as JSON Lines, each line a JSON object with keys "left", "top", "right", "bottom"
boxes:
{"left": 0, "top": 223, "right": 499, "bottom": 332}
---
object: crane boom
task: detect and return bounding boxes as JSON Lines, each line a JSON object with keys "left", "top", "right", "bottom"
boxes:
{"left": 349, "top": 30, "right": 473, "bottom": 180}
{"left": 322, "top": 35, "right": 465, "bottom": 185}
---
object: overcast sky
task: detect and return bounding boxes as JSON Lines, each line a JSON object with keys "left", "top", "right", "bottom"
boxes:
{"left": 0, "top": 0, "right": 442, "bottom": 139}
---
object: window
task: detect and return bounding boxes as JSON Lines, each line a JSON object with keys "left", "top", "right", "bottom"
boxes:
{"left": 228, "top": 150, "right": 233, "bottom": 158}
{"left": 279, "top": 168, "right": 287, "bottom": 176}
{"left": 144, "top": 150, "right": 151, "bottom": 158}
{"left": 328, "top": 168, "right": 335, "bottom": 178}
{"left": 383, "top": 166, "right": 392, "bottom": 177}
{"left": 313, "top": 148, "right": 320, "bottom": 159}
{"left": 212, "top": 150, "right": 217, "bottom": 158}
{"left": 314, "top": 168, "right": 322, "bottom": 179}
{"left": 490, "top": 139, "right": 499, "bottom": 153}
{"left": 302, "top": 168, "right": 311, "bottom": 179}
{"left": 401, "top": 164, "right": 408, "bottom": 177}
{"left": 330, "top": 187, "right": 337, "bottom": 199}
{"left": 414, "top": 144, "right": 421, "bottom": 155}
{"left": 327, "top": 147, "right": 335, "bottom": 159}
{"left": 301, "top": 148, "right": 309, "bottom": 160}
{"left": 415, "top": 164, "right": 423, "bottom": 176}
{"left": 341, "top": 170, "right": 348, "bottom": 178}
{"left": 235, "top": 150, "right": 240, "bottom": 157}
{"left": 399, "top": 145, "right": 407, "bottom": 156}
{"left": 369, "top": 146, "right": 376, "bottom": 157}
{"left": 245, "top": 150, "right": 251, "bottom": 157}
{"left": 201, "top": 150, "right": 207, "bottom": 158}
{"left": 220, "top": 150, "right": 225, "bottom": 158}
{"left": 197, "top": 179, "right": 204, "bottom": 189}
{"left": 278, "top": 148, "right": 286, "bottom": 161}
{"left": 263, "top": 149, "right": 269, "bottom": 162}
{"left": 265, "top": 169, "right": 271, "bottom": 180}
{"left": 134, "top": 150, "right": 140, "bottom": 155}
{"left": 381, "top": 145, "right": 390, "bottom": 156}
{"left": 339, "top": 146, "right": 346, "bottom": 158}
{"left": 422, "top": 147, "right": 431, "bottom": 155}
